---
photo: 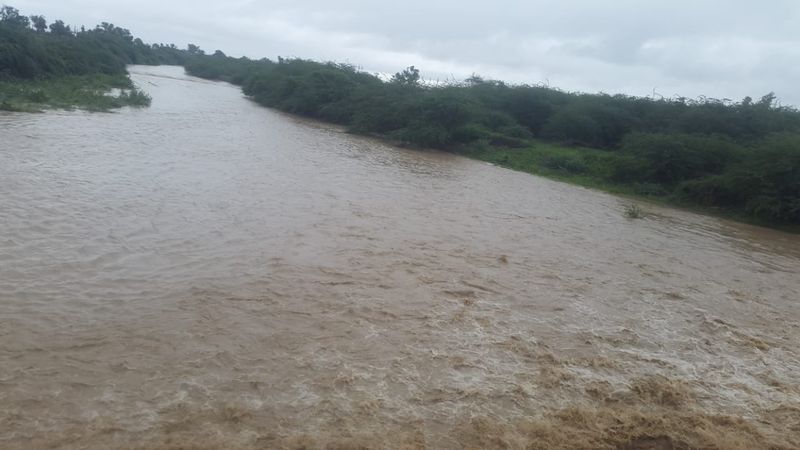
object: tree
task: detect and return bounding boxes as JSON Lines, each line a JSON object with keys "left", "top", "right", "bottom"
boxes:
{"left": 391, "top": 65, "right": 420, "bottom": 85}
{"left": 541, "top": 107, "right": 603, "bottom": 147}
{"left": 187, "top": 43, "right": 204, "bottom": 55}
{"left": 465, "top": 74, "right": 484, "bottom": 86}
{"left": 49, "top": 20, "right": 72, "bottom": 36}
{"left": 757, "top": 92, "right": 777, "bottom": 109}
{"left": 615, "top": 133, "right": 740, "bottom": 184}
{"left": 0, "top": 6, "right": 30, "bottom": 27}
{"left": 733, "top": 133, "right": 800, "bottom": 221}
{"left": 29, "top": 15, "right": 46, "bottom": 32}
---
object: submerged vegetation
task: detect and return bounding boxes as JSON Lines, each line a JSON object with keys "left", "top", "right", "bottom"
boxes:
{"left": 2, "top": 4, "right": 799, "bottom": 226}
{"left": 0, "top": 73, "right": 150, "bottom": 111}
{"left": 623, "top": 204, "right": 647, "bottom": 219}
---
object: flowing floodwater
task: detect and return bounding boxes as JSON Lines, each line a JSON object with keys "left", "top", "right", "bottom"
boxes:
{"left": 1, "top": 66, "right": 799, "bottom": 449}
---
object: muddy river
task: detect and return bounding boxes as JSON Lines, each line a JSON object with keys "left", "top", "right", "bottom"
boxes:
{"left": 1, "top": 66, "right": 798, "bottom": 449}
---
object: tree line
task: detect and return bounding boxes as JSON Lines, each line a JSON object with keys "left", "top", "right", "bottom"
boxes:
{"left": 0, "top": 5, "right": 187, "bottom": 79}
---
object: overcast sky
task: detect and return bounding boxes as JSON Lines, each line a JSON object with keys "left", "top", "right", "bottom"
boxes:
{"left": 11, "top": 0, "right": 800, "bottom": 106}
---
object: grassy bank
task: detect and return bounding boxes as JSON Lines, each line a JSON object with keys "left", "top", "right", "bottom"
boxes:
{"left": 0, "top": 73, "right": 151, "bottom": 112}
{"left": 454, "top": 139, "right": 800, "bottom": 231}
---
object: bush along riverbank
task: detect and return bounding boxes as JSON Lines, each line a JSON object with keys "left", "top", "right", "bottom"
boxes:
{"left": 182, "top": 54, "right": 800, "bottom": 228}
{"left": 0, "top": 73, "right": 150, "bottom": 111}
{"left": 0, "top": 5, "right": 187, "bottom": 111}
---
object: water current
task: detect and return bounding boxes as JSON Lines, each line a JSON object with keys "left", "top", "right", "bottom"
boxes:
{"left": 1, "top": 66, "right": 798, "bottom": 449}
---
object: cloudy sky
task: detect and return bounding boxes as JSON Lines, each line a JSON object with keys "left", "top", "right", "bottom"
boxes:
{"left": 11, "top": 0, "right": 800, "bottom": 105}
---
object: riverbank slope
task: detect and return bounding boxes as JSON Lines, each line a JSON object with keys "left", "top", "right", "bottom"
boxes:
{"left": 183, "top": 55, "right": 800, "bottom": 229}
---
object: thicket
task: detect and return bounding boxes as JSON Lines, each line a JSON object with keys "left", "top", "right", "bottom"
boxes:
{"left": 0, "top": 5, "right": 186, "bottom": 79}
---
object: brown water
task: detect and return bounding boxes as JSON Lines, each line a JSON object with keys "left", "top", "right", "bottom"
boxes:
{"left": 1, "top": 66, "right": 799, "bottom": 449}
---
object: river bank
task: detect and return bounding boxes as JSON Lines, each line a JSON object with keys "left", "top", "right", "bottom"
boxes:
{"left": 452, "top": 139, "right": 800, "bottom": 233}
{"left": 183, "top": 56, "right": 800, "bottom": 229}
{"left": 0, "top": 73, "right": 151, "bottom": 112}
{"left": 277, "top": 110, "right": 800, "bottom": 232}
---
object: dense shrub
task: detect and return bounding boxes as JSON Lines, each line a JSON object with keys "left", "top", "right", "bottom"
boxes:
{"left": 616, "top": 133, "right": 742, "bottom": 184}
{"left": 541, "top": 107, "right": 604, "bottom": 147}
{"left": 1, "top": 7, "right": 187, "bottom": 81}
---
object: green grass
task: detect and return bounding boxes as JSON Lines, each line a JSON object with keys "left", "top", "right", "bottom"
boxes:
{"left": 455, "top": 139, "right": 629, "bottom": 194}
{"left": 0, "top": 73, "right": 151, "bottom": 112}
{"left": 453, "top": 139, "right": 800, "bottom": 231}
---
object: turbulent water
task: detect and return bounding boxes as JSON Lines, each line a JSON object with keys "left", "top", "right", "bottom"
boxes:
{"left": 1, "top": 66, "right": 799, "bottom": 449}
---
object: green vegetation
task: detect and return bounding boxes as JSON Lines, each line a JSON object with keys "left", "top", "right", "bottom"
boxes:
{"left": 0, "top": 73, "right": 150, "bottom": 111}
{"left": 623, "top": 204, "right": 647, "bottom": 219}
{"left": 181, "top": 55, "right": 800, "bottom": 226}
{"left": 0, "top": 4, "right": 184, "bottom": 110}
{"left": 2, "top": 4, "right": 799, "bottom": 227}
